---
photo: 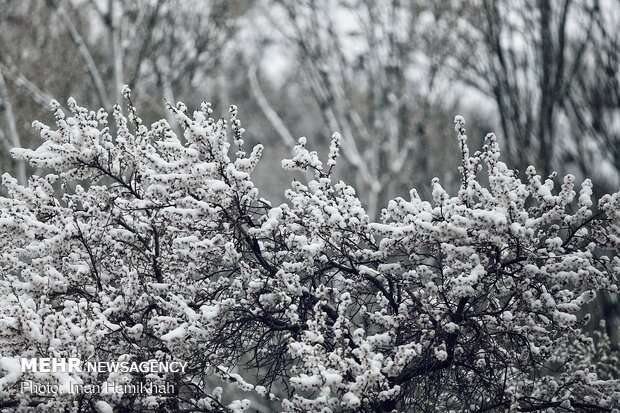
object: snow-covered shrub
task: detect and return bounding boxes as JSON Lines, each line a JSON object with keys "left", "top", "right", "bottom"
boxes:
{"left": 0, "top": 92, "right": 618, "bottom": 412}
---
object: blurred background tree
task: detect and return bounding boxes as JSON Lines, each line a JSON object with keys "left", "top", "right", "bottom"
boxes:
{"left": 0, "top": 0, "right": 248, "bottom": 183}
{"left": 0, "top": 0, "right": 618, "bottom": 341}
{"left": 249, "top": 0, "right": 459, "bottom": 218}
{"left": 450, "top": 0, "right": 620, "bottom": 191}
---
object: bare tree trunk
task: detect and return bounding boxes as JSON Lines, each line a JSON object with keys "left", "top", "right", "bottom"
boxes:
{"left": 0, "top": 69, "right": 27, "bottom": 185}
{"left": 162, "top": 76, "right": 183, "bottom": 139}
{"left": 51, "top": 0, "right": 110, "bottom": 110}
{"left": 538, "top": 0, "right": 555, "bottom": 176}
{"left": 108, "top": 0, "right": 124, "bottom": 105}
{"left": 128, "top": 0, "right": 164, "bottom": 89}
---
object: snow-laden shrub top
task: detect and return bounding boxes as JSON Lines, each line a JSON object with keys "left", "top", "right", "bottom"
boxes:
{"left": 0, "top": 91, "right": 619, "bottom": 412}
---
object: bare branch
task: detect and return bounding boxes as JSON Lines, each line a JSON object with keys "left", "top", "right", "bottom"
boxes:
{"left": 0, "top": 62, "right": 66, "bottom": 112}
{"left": 248, "top": 65, "right": 296, "bottom": 147}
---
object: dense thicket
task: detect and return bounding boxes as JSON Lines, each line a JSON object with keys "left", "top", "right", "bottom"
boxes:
{"left": 0, "top": 94, "right": 618, "bottom": 412}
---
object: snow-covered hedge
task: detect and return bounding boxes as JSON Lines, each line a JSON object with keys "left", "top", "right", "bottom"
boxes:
{"left": 0, "top": 91, "right": 619, "bottom": 412}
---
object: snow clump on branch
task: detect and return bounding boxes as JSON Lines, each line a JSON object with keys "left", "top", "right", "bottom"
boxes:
{"left": 0, "top": 91, "right": 619, "bottom": 412}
